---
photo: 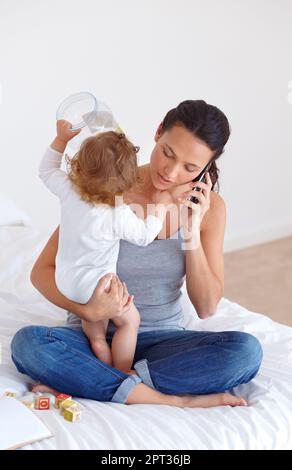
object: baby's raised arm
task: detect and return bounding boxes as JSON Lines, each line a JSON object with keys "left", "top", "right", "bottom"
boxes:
{"left": 39, "top": 120, "right": 80, "bottom": 198}
{"left": 51, "top": 120, "right": 81, "bottom": 154}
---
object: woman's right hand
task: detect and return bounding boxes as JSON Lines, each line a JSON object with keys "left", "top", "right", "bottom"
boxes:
{"left": 86, "top": 274, "right": 134, "bottom": 322}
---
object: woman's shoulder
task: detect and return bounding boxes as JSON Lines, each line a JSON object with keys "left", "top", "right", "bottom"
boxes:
{"left": 210, "top": 191, "right": 226, "bottom": 211}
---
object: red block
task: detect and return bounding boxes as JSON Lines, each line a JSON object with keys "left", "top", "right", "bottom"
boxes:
{"left": 35, "top": 396, "right": 50, "bottom": 410}
{"left": 55, "top": 393, "right": 72, "bottom": 409}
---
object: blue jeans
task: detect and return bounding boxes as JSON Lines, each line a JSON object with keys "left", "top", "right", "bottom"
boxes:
{"left": 11, "top": 326, "right": 263, "bottom": 404}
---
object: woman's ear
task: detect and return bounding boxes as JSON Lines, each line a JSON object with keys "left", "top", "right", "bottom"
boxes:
{"left": 154, "top": 123, "right": 163, "bottom": 142}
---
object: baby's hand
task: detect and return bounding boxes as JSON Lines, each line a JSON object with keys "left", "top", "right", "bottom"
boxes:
{"left": 56, "top": 120, "right": 81, "bottom": 143}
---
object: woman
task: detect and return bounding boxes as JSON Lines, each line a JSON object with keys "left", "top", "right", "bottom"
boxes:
{"left": 11, "top": 100, "right": 263, "bottom": 408}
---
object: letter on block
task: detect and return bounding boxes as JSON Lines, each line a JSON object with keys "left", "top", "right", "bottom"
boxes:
{"left": 63, "top": 404, "right": 82, "bottom": 423}
{"left": 60, "top": 399, "right": 77, "bottom": 415}
{"left": 34, "top": 396, "right": 50, "bottom": 410}
{"left": 55, "top": 393, "right": 72, "bottom": 409}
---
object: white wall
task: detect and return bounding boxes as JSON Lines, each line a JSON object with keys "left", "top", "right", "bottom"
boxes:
{"left": 1, "top": 0, "right": 292, "bottom": 252}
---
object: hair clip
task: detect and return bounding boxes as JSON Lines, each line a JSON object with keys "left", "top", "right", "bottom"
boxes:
{"left": 115, "top": 127, "right": 124, "bottom": 135}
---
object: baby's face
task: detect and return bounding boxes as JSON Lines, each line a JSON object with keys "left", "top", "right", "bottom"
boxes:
{"left": 149, "top": 125, "right": 213, "bottom": 190}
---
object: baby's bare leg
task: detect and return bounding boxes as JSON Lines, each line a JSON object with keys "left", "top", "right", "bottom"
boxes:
{"left": 111, "top": 303, "right": 140, "bottom": 374}
{"left": 81, "top": 319, "right": 112, "bottom": 366}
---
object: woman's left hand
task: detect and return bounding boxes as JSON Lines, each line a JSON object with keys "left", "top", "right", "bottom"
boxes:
{"left": 169, "top": 172, "right": 212, "bottom": 244}
{"left": 178, "top": 172, "right": 212, "bottom": 224}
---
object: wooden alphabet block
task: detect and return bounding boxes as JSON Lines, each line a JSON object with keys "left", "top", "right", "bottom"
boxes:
{"left": 60, "top": 399, "right": 77, "bottom": 415}
{"left": 21, "top": 400, "right": 34, "bottom": 409}
{"left": 4, "top": 391, "right": 17, "bottom": 398}
{"left": 34, "top": 396, "right": 50, "bottom": 410}
{"left": 63, "top": 404, "right": 82, "bottom": 423}
{"left": 55, "top": 393, "right": 72, "bottom": 409}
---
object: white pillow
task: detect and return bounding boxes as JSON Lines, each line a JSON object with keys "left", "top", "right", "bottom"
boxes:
{"left": 0, "top": 193, "right": 31, "bottom": 226}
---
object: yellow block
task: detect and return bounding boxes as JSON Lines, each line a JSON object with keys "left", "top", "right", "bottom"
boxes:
{"left": 5, "top": 391, "right": 17, "bottom": 398}
{"left": 21, "top": 400, "right": 34, "bottom": 409}
{"left": 63, "top": 404, "right": 82, "bottom": 423}
{"left": 60, "top": 399, "right": 78, "bottom": 415}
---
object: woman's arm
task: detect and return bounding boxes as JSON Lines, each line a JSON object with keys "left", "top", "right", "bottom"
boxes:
{"left": 30, "top": 227, "right": 90, "bottom": 319}
{"left": 184, "top": 192, "right": 226, "bottom": 318}
{"left": 30, "top": 227, "right": 133, "bottom": 322}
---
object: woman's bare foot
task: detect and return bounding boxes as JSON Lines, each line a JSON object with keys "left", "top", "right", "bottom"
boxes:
{"left": 31, "top": 384, "right": 60, "bottom": 396}
{"left": 180, "top": 392, "right": 248, "bottom": 408}
{"left": 126, "top": 382, "right": 248, "bottom": 408}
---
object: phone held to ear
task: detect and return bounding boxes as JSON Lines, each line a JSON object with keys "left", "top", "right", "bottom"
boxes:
{"left": 188, "top": 161, "right": 212, "bottom": 204}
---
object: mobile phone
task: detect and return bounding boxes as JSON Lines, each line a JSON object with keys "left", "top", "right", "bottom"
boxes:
{"left": 188, "top": 161, "right": 212, "bottom": 204}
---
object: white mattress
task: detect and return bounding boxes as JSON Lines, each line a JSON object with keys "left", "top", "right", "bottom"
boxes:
{"left": 0, "top": 225, "right": 292, "bottom": 450}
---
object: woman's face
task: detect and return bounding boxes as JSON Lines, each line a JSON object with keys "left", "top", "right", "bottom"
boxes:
{"left": 150, "top": 124, "right": 214, "bottom": 189}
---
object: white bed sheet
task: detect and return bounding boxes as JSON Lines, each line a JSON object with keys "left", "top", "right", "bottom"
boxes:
{"left": 0, "top": 225, "right": 292, "bottom": 450}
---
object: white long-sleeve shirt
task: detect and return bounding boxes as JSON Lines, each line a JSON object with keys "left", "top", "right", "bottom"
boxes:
{"left": 39, "top": 147, "right": 163, "bottom": 303}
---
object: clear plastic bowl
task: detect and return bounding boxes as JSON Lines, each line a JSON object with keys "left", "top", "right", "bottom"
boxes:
{"left": 56, "top": 92, "right": 98, "bottom": 130}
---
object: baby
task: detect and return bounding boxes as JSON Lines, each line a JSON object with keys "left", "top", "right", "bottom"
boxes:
{"left": 38, "top": 120, "right": 172, "bottom": 374}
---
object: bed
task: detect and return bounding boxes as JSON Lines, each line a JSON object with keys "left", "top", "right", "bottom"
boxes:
{"left": 1, "top": 223, "right": 292, "bottom": 450}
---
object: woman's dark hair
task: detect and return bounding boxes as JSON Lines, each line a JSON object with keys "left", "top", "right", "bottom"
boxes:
{"left": 160, "top": 100, "right": 230, "bottom": 192}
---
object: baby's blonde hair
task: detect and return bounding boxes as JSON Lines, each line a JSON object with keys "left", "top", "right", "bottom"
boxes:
{"left": 66, "top": 131, "right": 140, "bottom": 207}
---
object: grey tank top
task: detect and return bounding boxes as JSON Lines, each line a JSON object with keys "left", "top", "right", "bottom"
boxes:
{"left": 66, "top": 228, "right": 186, "bottom": 333}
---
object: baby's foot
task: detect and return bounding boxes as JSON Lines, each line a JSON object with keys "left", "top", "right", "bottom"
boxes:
{"left": 126, "top": 369, "right": 137, "bottom": 375}
{"left": 115, "top": 368, "right": 137, "bottom": 375}
{"left": 180, "top": 392, "right": 248, "bottom": 408}
{"left": 31, "top": 384, "right": 60, "bottom": 396}
{"left": 90, "top": 339, "right": 113, "bottom": 366}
